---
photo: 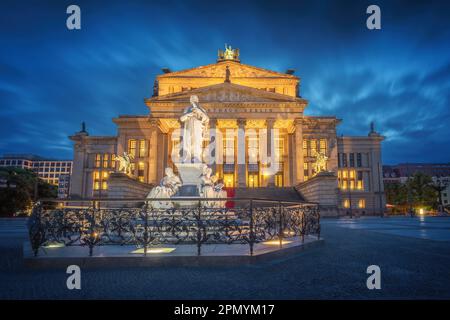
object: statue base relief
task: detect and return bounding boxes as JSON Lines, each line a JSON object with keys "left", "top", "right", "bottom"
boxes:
{"left": 172, "top": 163, "right": 206, "bottom": 207}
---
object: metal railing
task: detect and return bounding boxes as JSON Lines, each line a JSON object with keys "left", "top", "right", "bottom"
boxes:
{"left": 27, "top": 198, "right": 320, "bottom": 257}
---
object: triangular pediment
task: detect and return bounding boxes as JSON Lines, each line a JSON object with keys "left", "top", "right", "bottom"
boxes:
{"left": 157, "top": 61, "right": 297, "bottom": 79}
{"left": 148, "top": 82, "right": 303, "bottom": 103}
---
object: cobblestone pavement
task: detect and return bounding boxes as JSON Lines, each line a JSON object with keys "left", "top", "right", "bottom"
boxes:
{"left": 1, "top": 217, "right": 449, "bottom": 299}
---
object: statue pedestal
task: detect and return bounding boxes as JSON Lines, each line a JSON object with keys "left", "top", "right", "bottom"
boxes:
{"left": 173, "top": 163, "right": 205, "bottom": 207}
{"left": 295, "top": 171, "right": 339, "bottom": 216}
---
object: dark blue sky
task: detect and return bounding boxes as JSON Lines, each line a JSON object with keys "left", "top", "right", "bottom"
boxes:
{"left": 1, "top": 0, "right": 449, "bottom": 164}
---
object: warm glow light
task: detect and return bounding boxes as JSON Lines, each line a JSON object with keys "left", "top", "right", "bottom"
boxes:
{"left": 262, "top": 240, "right": 292, "bottom": 245}
{"left": 44, "top": 242, "right": 65, "bottom": 248}
{"left": 130, "top": 248, "right": 176, "bottom": 254}
{"left": 419, "top": 208, "right": 425, "bottom": 215}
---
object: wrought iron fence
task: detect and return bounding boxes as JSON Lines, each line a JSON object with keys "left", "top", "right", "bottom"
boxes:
{"left": 27, "top": 198, "right": 320, "bottom": 257}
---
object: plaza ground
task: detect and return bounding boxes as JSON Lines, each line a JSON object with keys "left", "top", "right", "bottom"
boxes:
{"left": 0, "top": 217, "right": 449, "bottom": 299}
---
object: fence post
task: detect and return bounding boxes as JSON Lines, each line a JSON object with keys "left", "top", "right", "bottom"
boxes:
{"left": 143, "top": 202, "right": 149, "bottom": 257}
{"left": 249, "top": 199, "right": 254, "bottom": 256}
{"left": 278, "top": 201, "right": 283, "bottom": 249}
{"left": 88, "top": 201, "right": 96, "bottom": 257}
{"left": 197, "top": 200, "right": 202, "bottom": 256}
{"left": 301, "top": 208, "right": 305, "bottom": 243}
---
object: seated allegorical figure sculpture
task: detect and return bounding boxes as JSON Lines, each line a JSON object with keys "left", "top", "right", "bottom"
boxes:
{"left": 200, "top": 166, "right": 227, "bottom": 208}
{"left": 146, "top": 167, "right": 182, "bottom": 209}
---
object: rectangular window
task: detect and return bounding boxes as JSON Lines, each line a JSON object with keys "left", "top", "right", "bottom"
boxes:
{"left": 93, "top": 170, "right": 100, "bottom": 190}
{"left": 103, "top": 154, "right": 109, "bottom": 168}
{"left": 342, "top": 153, "right": 348, "bottom": 167}
{"left": 303, "top": 139, "right": 308, "bottom": 156}
{"left": 357, "top": 153, "right": 362, "bottom": 167}
{"left": 357, "top": 171, "right": 363, "bottom": 190}
{"left": 139, "top": 140, "right": 146, "bottom": 158}
{"left": 274, "top": 138, "right": 284, "bottom": 164}
{"left": 95, "top": 154, "right": 101, "bottom": 168}
{"left": 310, "top": 139, "right": 317, "bottom": 156}
{"left": 349, "top": 153, "right": 355, "bottom": 167}
{"left": 358, "top": 199, "right": 366, "bottom": 208}
{"left": 343, "top": 199, "right": 350, "bottom": 208}
{"left": 338, "top": 153, "right": 342, "bottom": 168}
{"left": 223, "top": 174, "right": 234, "bottom": 188}
{"left": 111, "top": 154, "right": 116, "bottom": 168}
{"left": 128, "top": 139, "right": 137, "bottom": 157}
{"left": 319, "top": 139, "right": 327, "bottom": 153}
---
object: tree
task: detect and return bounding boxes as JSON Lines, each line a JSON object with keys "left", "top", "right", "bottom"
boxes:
{"left": 384, "top": 182, "right": 408, "bottom": 213}
{"left": 405, "top": 172, "right": 438, "bottom": 210}
{"left": 0, "top": 167, "right": 57, "bottom": 217}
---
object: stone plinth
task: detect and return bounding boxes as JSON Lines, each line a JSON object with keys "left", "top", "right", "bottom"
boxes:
{"left": 108, "top": 173, "right": 154, "bottom": 203}
{"left": 295, "top": 171, "right": 339, "bottom": 216}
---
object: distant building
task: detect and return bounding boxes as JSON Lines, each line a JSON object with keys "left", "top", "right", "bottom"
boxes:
{"left": 383, "top": 163, "right": 450, "bottom": 206}
{"left": 57, "top": 174, "right": 71, "bottom": 199}
{"left": 0, "top": 154, "right": 72, "bottom": 186}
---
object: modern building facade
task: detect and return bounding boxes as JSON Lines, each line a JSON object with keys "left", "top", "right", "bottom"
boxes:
{"left": 69, "top": 47, "right": 385, "bottom": 214}
{"left": 0, "top": 154, "right": 72, "bottom": 186}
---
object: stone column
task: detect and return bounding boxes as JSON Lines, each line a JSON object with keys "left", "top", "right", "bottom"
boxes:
{"left": 237, "top": 119, "right": 246, "bottom": 187}
{"left": 288, "top": 132, "right": 296, "bottom": 186}
{"left": 266, "top": 118, "right": 276, "bottom": 187}
{"left": 294, "top": 118, "right": 304, "bottom": 184}
{"left": 148, "top": 118, "right": 159, "bottom": 184}
{"left": 209, "top": 118, "right": 217, "bottom": 175}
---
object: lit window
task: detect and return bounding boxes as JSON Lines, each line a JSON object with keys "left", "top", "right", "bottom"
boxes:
{"left": 357, "top": 180, "right": 363, "bottom": 190}
{"left": 223, "top": 174, "right": 234, "bottom": 188}
{"left": 358, "top": 199, "right": 366, "bottom": 208}
{"left": 319, "top": 139, "right": 327, "bottom": 153}
{"left": 343, "top": 199, "right": 350, "bottom": 208}
{"left": 95, "top": 154, "right": 101, "bottom": 168}
{"left": 139, "top": 140, "right": 146, "bottom": 158}
{"left": 303, "top": 139, "right": 308, "bottom": 156}
{"left": 349, "top": 170, "right": 355, "bottom": 179}
{"left": 102, "top": 181, "right": 108, "bottom": 190}
{"left": 310, "top": 139, "right": 317, "bottom": 156}
{"left": 103, "top": 154, "right": 109, "bottom": 168}
{"left": 128, "top": 139, "right": 137, "bottom": 157}
{"left": 111, "top": 154, "right": 116, "bottom": 168}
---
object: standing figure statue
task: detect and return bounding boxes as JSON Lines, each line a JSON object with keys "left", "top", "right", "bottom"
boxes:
{"left": 146, "top": 167, "right": 182, "bottom": 209}
{"left": 116, "top": 152, "right": 134, "bottom": 176}
{"left": 312, "top": 151, "right": 329, "bottom": 176}
{"left": 179, "top": 95, "right": 209, "bottom": 163}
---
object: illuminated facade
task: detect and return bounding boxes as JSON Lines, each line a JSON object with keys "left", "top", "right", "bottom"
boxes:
{"left": 69, "top": 47, "right": 385, "bottom": 214}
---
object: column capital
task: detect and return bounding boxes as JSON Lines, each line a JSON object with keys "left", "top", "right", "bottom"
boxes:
{"left": 237, "top": 118, "right": 246, "bottom": 128}
{"left": 209, "top": 118, "right": 218, "bottom": 128}
{"left": 266, "top": 118, "right": 276, "bottom": 128}
{"left": 148, "top": 117, "right": 159, "bottom": 127}
{"left": 294, "top": 118, "right": 303, "bottom": 126}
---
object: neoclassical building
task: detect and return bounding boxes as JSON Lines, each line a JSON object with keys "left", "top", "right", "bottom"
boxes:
{"left": 70, "top": 47, "right": 385, "bottom": 215}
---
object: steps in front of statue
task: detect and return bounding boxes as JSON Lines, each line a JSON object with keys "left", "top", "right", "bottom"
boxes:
{"left": 233, "top": 187, "right": 305, "bottom": 202}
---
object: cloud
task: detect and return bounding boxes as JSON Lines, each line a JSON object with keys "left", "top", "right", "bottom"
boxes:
{"left": 0, "top": 0, "right": 449, "bottom": 165}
